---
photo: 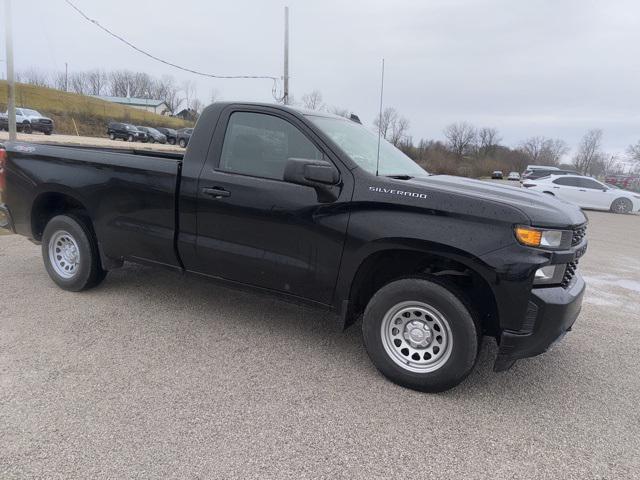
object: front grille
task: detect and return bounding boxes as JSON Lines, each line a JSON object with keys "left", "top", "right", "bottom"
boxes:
{"left": 561, "top": 260, "right": 579, "bottom": 288}
{"left": 572, "top": 224, "right": 587, "bottom": 246}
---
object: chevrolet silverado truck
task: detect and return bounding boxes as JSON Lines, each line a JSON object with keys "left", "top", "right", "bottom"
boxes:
{"left": 0, "top": 102, "right": 588, "bottom": 392}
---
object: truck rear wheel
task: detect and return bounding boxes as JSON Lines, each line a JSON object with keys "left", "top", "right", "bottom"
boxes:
{"left": 362, "top": 278, "right": 479, "bottom": 392}
{"left": 42, "top": 215, "right": 107, "bottom": 291}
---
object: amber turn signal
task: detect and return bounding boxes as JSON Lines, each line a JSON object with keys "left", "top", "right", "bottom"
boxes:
{"left": 514, "top": 226, "right": 542, "bottom": 247}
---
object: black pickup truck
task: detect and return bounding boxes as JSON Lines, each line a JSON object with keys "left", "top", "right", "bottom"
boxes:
{"left": 0, "top": 102, "right": 587, "bottom": 392}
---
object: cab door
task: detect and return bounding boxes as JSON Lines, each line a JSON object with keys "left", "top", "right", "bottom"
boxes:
{"left": 576, "top": 177, "right": 611, "bottom": 209}
{"left": 191, "top": 106, "right": 353, "bottom": 305}
{"left": 551, "top": 176, "right": 584, "bottom": 206}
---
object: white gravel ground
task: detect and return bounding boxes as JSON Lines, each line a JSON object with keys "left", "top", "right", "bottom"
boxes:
{"left": 0, "top": 211, "right": 639, "bottom": 479}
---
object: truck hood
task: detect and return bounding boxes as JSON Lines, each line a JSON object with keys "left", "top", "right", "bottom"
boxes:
{"left": 24, "top": 115, "right": 52, "bottom": 122}
{"left": 405, "top": 174, "right": 587, "bottom": 228}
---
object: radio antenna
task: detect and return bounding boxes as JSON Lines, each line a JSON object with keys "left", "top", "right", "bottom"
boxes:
{"left": 375, "top": 58, "right": 385, "bottom": 177}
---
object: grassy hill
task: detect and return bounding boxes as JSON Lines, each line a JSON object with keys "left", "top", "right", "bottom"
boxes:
{"left": 0, "top": 81, "right": 193, "bottom": 137}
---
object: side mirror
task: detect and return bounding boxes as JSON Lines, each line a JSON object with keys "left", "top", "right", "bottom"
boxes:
{"left": 283, "top": 158, "right": 340, "bottom": 202}
{"left": 283, "top": 158, "right": 339, "bottom": 186}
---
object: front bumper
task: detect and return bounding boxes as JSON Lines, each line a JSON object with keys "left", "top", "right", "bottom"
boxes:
{"left": 31, "top": 122, "right": 54, "bottom": 132}
{"left": 0, "top": 203, "right": 15, "bottom": 232}
{"left": 494, "top": 273, "right": 585, "bottom": 371}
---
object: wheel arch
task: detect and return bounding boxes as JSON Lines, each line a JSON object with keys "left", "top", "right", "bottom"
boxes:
{"left": 30, "top": 188, "right": 92, "bottom": 242}
{"left": 339, "top": 240, "right": 500, "bottom": 336}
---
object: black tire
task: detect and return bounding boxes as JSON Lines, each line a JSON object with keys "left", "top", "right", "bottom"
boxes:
{"left": 149, "top": 137, "right": 155, "bottom": 144}
{"left": 362, "top": 278, "right": 479, "bottom": 392}
{"left": 22, "top": 122, "right": 32, "bottom": 134}
{"left": 178, "top": 138, "right": 187, "bottom": 148}
{"left": 109, "top": 132, "right": 116, "bottom": 140}
{"left": 41, "top": 214, "right": 107, "bottom": 292}
{"left": 127, "top": 134, "right": 134, "bottom": 142}
{"left": 44, "top": 131, "right": 52, "bottom": 136}
{"left": 168, "top": 138, "right": 176, "bottom": 145}
{"left": 611, "top": 197, "right": 632, "bottom": 214}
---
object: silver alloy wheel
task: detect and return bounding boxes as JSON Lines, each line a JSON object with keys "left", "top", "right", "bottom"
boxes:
{"left": 613, "top": 198, "right": 631, "bottom": 214}
{"left": 48, "top": 230, "right": 81, "bottom": 279}
{"left": 380, "top": 301, "right": 453, "bottom": 373}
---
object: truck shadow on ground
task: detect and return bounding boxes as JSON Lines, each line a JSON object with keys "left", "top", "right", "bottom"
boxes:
{"left": 97, "top": 261, "right": 578, "bottom": 400}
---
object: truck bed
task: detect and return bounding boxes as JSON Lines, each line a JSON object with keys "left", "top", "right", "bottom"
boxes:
{"left": 3, "top": 141, "right": 183, "bottom": 269}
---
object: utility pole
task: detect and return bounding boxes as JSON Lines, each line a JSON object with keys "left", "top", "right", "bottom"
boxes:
{"left": 65, "top": 62, "right": 68, "bottom": 92}
{"left": 283, "top": 6, "right": 289, "bottom": 105}
{"left": 4, "top": 0, "right": 16, "bottom": 141}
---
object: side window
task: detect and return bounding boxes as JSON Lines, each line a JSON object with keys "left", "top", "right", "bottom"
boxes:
{"left": 553, "top": 177, "right": 580, "bottom": 187}
{"left": 219, "top": 112, "right": 323, "bottom": 180}
{"left": 579, "top": 178, "right": 605, "bottom": 190}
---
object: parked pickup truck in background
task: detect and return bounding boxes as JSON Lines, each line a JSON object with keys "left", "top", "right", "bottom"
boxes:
{"left": 0, "top": 102, "right": 588, "bottom": 392}
{"left": 0, "top": 108, "right": 54, "bottom": 135}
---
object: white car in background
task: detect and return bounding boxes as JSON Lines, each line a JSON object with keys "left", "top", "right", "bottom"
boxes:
{"left": 523, "top": 174, "right": 640, "bottom": 214}
{"left": 507, "top": 171, "right": 520, "bottom": 181}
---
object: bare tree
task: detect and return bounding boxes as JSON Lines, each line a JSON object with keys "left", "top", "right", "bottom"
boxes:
{"left": 519, "top": 136, "right": 547, "bottom": 164}
{"left": 519, "top": 136, "right": 568, "bottom": 166}
{"left": 601, "top": 154, "right": 619, "bottom": 175}
{"left": 69, "top": 71, "right": 89, "bottom": 95}
{"left": 374, "top": 107, "right": 398, "bottom": 139}
{"left": 573, "top": 129, "right": 604, "bottom": 174}
{"left": 627, "top": 140, "right": 640, "bottom": 163}
{"left": 108, "top": 70, "right": 134, "bottom": 97}
{"left": 154, "top": 75, "right": 184, "bottom": 113}
{"left": 190, "top": 98, "right": 204, "bottom": 115}
{"left": 20, "top": 67, "right": 49, "bottom": 87}
{"left": 389, "top": 116, "right": 410, "bottom": 147}
{"left": 52, "top": 71, "right": 67, "bottom": 91}
{"left": 151, "top": 75, "right": 182, "bottom": 114}
{"left": 477, "top": 127, "right": 502, "bottom": 157}
{"left": 443, "top": 122, "right": 477, "bottom": 160}
{"left": 181, "top": 80, "right": 197, "bottom": 112}
{"left": 545, "top": 138, "right": 569, "bottom": 165}
{"left": 301, "top": 90, "right": 324, "bottom": 110}
{"left": 86, "top": 69, "right": 107, "bottom": 96}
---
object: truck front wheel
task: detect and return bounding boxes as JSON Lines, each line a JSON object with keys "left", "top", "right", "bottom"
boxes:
{"left": 362, "top": 278, "right": 479, "bottom": 392}
{"left": 42, "top": 215, "right": 107, "bottom": 291}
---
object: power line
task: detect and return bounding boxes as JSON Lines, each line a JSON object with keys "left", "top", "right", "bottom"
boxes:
{"left": 63, "top": 0, "right": 282, "bottom": 99}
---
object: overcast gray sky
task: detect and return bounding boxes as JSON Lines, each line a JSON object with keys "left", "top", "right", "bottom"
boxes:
{"left": 4, "top": 0, "right": 640, "bottom": 156}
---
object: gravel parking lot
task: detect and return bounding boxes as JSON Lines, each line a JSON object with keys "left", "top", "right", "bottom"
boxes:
{"left": 1, "top": 210, "right": 639, "bottom": 479}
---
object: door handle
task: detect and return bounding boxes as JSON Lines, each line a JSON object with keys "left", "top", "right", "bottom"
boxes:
{"left": 579, "top": 189, "right": 586, "bottom": 192}
{"left": 202, "top": 187, "right": 231, "bottom": 198}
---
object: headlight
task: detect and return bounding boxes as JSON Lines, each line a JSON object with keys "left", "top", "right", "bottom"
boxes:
{"left": 514, "top": 226, "right": 570, "bottom": 249}
{"left": 533, "top": 264, "right": 566, "bottom": 285}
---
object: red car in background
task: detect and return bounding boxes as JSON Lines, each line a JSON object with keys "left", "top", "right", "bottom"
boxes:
{"left": 605, "top": 174, "right": 640, "bottom": 192}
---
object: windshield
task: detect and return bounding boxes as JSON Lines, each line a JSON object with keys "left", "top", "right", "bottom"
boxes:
{"left": 308, "top": 115, "right": 427, "bottom": 177}
{"left": 23, "top": 109, "right": 41, "bottom": 116}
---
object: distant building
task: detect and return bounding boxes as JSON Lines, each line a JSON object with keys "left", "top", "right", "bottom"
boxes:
{"left": 92, "top": 95, "right": 171, "bottom": 115}
{"left": 174, "top": 108, "right": 198, "bottom": 122}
